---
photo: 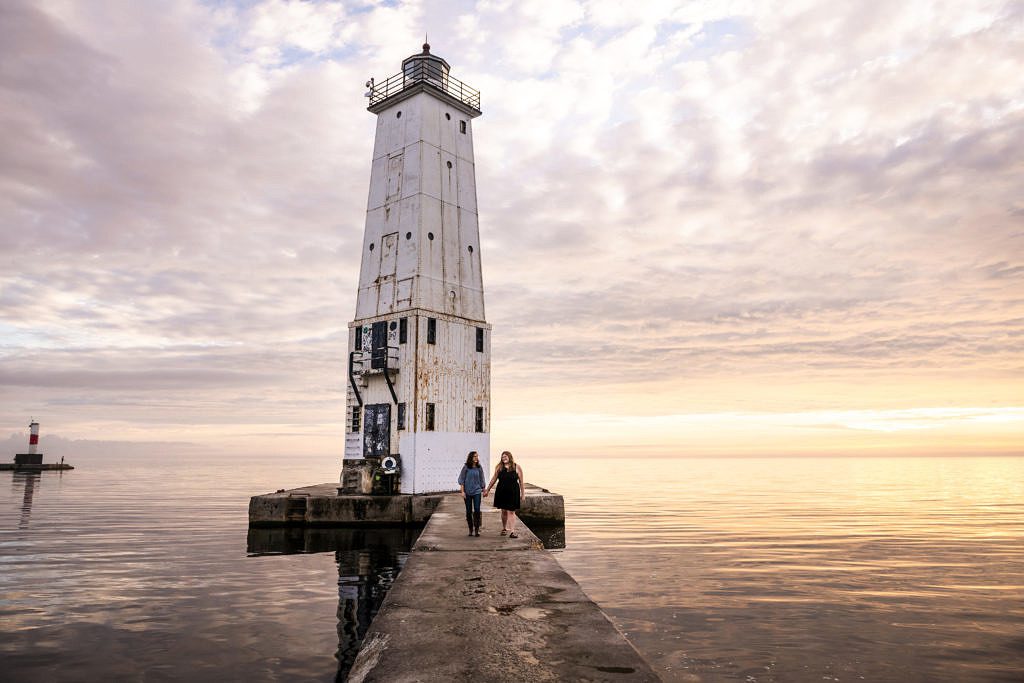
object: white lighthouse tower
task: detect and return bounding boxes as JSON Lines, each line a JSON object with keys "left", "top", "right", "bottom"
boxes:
{"left": 341, "top": 44, "right": 489, "bottom": 495}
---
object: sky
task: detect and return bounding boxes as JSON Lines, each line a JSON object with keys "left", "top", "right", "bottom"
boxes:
{"left": 1, "top": 0, "right": 1022, "bottom": 461}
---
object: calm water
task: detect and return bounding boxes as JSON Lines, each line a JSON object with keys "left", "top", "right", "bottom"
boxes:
{"left": 0, "top": 453, "right": 410, "bottom": 682}
{"left": 2, "top": 454, "right": 1023, "bottom": 682}
{"left": 531, "top": 456, "right": 1024, "bottom": 682}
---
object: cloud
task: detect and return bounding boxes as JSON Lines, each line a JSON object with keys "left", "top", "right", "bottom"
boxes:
{"left": 0, "top": 0, "right": 1021, "bottom": 456}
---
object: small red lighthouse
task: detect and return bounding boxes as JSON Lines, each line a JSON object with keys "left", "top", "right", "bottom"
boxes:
{"left": 4, "top": 419, "right": 72, "bottom": 471}
{"left": 28, "top": 419, "right": 40, "bottom": 455}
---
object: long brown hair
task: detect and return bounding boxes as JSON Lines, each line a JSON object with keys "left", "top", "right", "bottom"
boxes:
{"left": 465, "top": 451, "right": 480, "bottom": 468}
{"left": 499, "top": 450, "right": 515, "bottom": 471}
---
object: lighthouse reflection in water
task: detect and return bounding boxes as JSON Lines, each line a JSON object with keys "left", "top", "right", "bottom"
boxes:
{"left": 246, "top": 526, "right": 417, "bottom": 680}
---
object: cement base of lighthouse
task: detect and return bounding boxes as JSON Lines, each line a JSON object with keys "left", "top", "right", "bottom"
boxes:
{"left": 1, "top": 453, "right": 73, "bottom": 471}
{"left": 0, "top": 463, "right": 74, "bottom": 471}
{"left": 248, "top": 482, "right": 564, "bottom": 527}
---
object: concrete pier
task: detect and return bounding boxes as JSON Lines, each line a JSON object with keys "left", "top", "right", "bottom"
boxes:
{"left": 0, "top": 463, "right": 73, "bottom": 471}
{"left": 249, "top": 483, "right": 444, "bottom": 526}
{"left": 347, "top": 495, "right": 659, "bottom": 682}
{"left": 249, "top": 482, "right": 564, "bottom": 527}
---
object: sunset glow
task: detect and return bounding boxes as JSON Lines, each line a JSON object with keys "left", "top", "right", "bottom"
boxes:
{"left": 1, "top": 0, "right": 1021, "bottom": 459}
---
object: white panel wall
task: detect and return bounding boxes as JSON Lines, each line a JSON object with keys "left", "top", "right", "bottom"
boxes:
{"left": 439, "top": 149, "right": 457, "bottom": 206}
{"left": 419, "top": 95, "right": 441, "bottom": 149}
{"left": 455, "top": 114, "right": 475, "bottom": 162}
{"left": 437, "top": 102, "right": 454, "bottom": 151}
{"left": 343, "top": 311, "right": 492, "bottom": 492}
{"left": 401, "top": 142, "right": 422, "bottom": 200}
{"left": 356, "top": 91, "right": 484, "bottom": 321}
{"left": 420, "top": 142, "right": 442, "bottom": 201}
{"left": 401, "top": 432, "right": 490, "bottom": 494}
{"left": 456, "top": 159, "right": 477, "bottom": 213}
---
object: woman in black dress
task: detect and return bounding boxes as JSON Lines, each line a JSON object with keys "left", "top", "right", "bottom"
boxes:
{"left": 484, "top": 451, "right": 524, "bottom": 538}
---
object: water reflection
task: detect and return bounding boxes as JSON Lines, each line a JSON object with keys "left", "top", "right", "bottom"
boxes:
{"left": 247, "top": 527, "right": 417, "bottom": 681}
{"left": 13, "top": 471, "right": 40, "bottom": 529}
{"left": 246, "top": 525, "right": 417, "bottom": 556}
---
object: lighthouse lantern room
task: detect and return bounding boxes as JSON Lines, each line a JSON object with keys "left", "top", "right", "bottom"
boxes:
{"left": 341, "top": 44, "right": 490, "bottom": 495}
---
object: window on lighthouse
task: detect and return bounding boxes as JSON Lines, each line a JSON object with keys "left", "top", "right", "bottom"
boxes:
{"left": 425, "top": 403, "right": 436, "bottom": 431}
{"left": 427, "top": 318, "right": 437, "bottom": 344}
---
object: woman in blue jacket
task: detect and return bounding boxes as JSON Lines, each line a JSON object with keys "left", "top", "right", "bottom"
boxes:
{"left": 458, "top": 451, "right": 486, "bottom": 537}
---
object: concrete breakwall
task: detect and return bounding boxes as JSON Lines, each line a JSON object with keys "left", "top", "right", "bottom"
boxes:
{"left": 248, "top": 483, "right": 564, "bottom": 526}
{"left": 248, "top": 483, "right": 444, "bottom": 526}
{"left": 347, "top": 494, "right": 659, "bottom": 682}
{"left": 0, "top": 463, "right": 74, "bottom": 471}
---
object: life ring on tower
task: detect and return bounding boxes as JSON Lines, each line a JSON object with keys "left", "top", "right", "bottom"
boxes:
{"left": 381, "top": 456, "right": 399, "bottom": 474}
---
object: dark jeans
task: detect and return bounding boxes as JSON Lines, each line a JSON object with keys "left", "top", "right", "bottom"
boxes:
{"left": 463, "top": 492, "right": 481, "bottom": 515}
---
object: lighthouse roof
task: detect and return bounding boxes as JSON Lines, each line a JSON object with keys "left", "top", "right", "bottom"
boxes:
{"left": 401, "top": 42, "right": 451, "bottom": 73}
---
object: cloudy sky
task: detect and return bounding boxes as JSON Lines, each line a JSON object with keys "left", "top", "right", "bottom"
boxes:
{"left": 1, "top": 0, "right": 1022, "bottom": 461}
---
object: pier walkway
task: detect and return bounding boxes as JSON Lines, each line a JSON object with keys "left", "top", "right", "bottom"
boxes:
{"left": 348, "top": 494, "right": 659, "bottom": 682}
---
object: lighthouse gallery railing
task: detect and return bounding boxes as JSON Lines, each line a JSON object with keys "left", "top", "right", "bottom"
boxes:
{"left": 368, "top": 62, "right": 481, "bottom": 113}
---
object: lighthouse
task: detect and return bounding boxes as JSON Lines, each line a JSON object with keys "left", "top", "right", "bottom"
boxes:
{"left": 340, "top": 44, "right": 489, "bottom": 495}
{"left": 28, "top": 420, "right": 40, "bottom": 455}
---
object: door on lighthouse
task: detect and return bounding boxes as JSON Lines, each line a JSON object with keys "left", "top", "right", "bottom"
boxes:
{"left": 369, "top": 321, "right": 389, "bottom": 369}
{"left": 363, "top": 403, "right": 391, "bottom": 458}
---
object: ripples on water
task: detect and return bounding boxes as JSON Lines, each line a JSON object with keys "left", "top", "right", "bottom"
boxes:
{"left": 530, "top": 456, "right": 1024, "bottom": 682}
{"left": 2, "top": 454, "right": 1023, "bottom": 682}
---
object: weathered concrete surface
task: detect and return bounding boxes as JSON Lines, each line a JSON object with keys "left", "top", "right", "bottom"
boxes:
{"left": 248, "top": 483, "right": 443, "bottom": 526}
{"left": 248, "top": 482, "right": 564, "bottom": 526}
{"left": 348, "top": 495, "right": 659, "bottom": 682}
{"left": 519, "top": 483, "right": 565, "bottom": 525}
